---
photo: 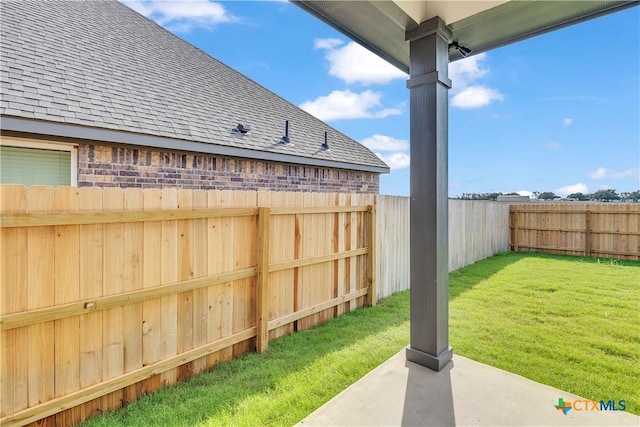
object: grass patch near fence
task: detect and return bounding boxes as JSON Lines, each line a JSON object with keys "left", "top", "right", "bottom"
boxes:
{"left": 83, "top": 293, "right": 411, "bottom": 427}
{"left": 449, "top": 252, "right": 640, "bottom": 415}
{"left": 83, "top": 252, "right": 639, "bottom": 425}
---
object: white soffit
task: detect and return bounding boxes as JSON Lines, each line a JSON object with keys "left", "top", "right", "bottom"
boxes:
{"left": 394, "top": 1, "right": 508, "bottom": 26}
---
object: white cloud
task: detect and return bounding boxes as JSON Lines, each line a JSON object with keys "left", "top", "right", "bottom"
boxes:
{"left": 451, "top": 85, "right": 504, "bottom": 109}
{"left": 299, "top": 90, "right": 402, "bottom": 121}
{"left": 314, "top": 38, "right": 343, "bottom": 50}
{"left": 361, "top": 135, "right": 409, "bottom": 170}
{"left": 544, "top": 142, "right": 562, "bottom": 150}
{"left": 449, "top": 54, "right": 489, "bottom": 90}
{"left": 588, "top": 167, "right": 639, "bottom": 180}
{"left": 375, "top": 152, "right": 410, "bottom": 170}
{"left": 612, "top": 168, "right": 639, "bottom": 178}
{"left": 123, "top": 0, "right": 237, "bottom": 32}
{"left": 555, "top": 183, "right": 588, "bottom": 197}
{"left": 562, "top": 118, "right": 573, "bottom": 127}
{"left": 448, "top": 54, "right": 503, "bottom": 109}
{"left": 360, "top": 135, "right": 408, "bottom": 151}
{"left": 588, "top": 167, "right": 607, "bottom": 179}
{"left": 314, "top": 39, "right": 407, "bottom": 85}
{"left": 516, "top": 190, "right": 534, "bottom": 198}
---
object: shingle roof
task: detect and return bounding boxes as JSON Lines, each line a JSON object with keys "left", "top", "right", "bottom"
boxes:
{"left": 0, "top": 0, "right": 389, "bottom": 173}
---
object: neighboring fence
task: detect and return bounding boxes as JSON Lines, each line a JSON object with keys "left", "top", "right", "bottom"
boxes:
{"left": 448, "top": 200, "right": 511, "bottom": 271}
{"left": 510, "top": 203, "right": 640, "bottom": 260}
{"left": 376, "top": 196, "right": 410, "bottom": 299}
{"left": 376, "top": 197, "right": 510, "bottom": 299}
{"left": 0, "top": 185, "right": 374, "bottom": 426}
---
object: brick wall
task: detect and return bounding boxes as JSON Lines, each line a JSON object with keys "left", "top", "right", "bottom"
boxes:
{"left": 78, "top": 144, "right": 379, "bottom": 194}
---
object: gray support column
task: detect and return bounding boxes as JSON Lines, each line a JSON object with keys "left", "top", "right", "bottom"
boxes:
{"left": 405, "top": 17, "right": 453, "bottom": 371}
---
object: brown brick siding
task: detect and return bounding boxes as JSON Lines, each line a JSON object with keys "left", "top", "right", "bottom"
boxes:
{"left": 77, "top": 144, "right": 379, "bottom": 194}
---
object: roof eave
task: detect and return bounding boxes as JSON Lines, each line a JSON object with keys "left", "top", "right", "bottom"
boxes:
{"left": 1, "top": 116, "right": 390, "bottom": 174}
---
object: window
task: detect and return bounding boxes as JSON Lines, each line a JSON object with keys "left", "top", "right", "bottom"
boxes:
{"left": 0, "top": 137, "right": 77, "bottom": 186}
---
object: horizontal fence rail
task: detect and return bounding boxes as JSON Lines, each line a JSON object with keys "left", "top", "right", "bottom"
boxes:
{"left": 1, "top": 267, "right": 258, "bottom": 331}
{"left": 0, "top": 185, "right": 375, "bottom": 426}
{"left": 510, "top": 203, "right": 640, "bottom": 260}
{"left": 0, "top": 207, "right": 260, "bottom": 227}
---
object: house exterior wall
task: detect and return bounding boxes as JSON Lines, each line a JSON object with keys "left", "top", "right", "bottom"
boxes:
{"left": 77, "top": 143, "right": 379, "bottom": 193}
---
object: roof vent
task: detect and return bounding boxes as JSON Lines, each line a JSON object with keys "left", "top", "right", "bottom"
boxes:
{"left": 280, "top": 120, "right": 291, "bottom": 144}
{"left": 322, "top": 132, "right": 330, "bottom": 150}
{"left": 233, "top": 123, "right": 251, "bottom": 134}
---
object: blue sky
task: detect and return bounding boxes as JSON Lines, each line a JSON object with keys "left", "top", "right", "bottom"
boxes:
{"left": 124, "top": 1, "right": 640, "bottom": 197}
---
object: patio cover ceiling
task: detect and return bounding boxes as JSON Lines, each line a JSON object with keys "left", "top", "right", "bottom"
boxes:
{"left": 294, "top": 0, "right": 638, "bottom": 71}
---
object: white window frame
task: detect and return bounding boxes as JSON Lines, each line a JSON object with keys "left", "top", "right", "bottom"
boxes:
{"left": 0, "top": 136, "right": 78, "bottom": 186}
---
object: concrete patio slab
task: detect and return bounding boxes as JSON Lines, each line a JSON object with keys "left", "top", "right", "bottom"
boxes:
{"left": 298, "top": 351, "right": 638, "bottom": 426}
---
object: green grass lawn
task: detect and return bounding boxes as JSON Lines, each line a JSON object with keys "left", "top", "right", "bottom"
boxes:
{"left": 83, "top": 253, "right": 639, "bottom": 426}
{"left": 449, "top": 252, "right": 640, "bottom": 415}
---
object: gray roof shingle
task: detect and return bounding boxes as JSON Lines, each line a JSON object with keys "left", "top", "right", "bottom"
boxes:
{"left": 0, "top": 0, "right": 389, "bottom": 172}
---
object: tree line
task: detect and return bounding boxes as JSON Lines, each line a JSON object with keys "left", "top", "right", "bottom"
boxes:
{"left": 456, "top": 189, "right": 640, "bottom": 202}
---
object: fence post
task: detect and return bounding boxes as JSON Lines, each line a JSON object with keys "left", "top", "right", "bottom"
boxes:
{"left": 256, "top": 207, "right": 270, "bottom": 352}
{"left": 512, "top": 207, "right": 519, "bottom": 252}
{"left": 367, "top": 204, "right": 377, "bottom": 306}
{"left": 585, "top": 210, "right": 591, "bottom": 257}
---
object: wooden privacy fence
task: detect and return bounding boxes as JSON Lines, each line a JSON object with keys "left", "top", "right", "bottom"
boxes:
{"left": 448, "top": 200, "right": 510, "bottom": 271}
{"left": 376, "top": 197, "right": 510, "bottom": 298}
{"left": 376, "top": 196, "right": 409, "bottom": 299}
{"left": 510, "top": 203, "right": 640, "bottom": 260}
{"left": 0, "top": 185, "right": 375, "bottom": 426}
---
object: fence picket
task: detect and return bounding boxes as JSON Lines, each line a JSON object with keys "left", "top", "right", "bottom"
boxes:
{"left": 122, "top": 188, "right": 144, "bottom": 403}
{"left": 177, "top": 189, "right": 194, "bottom": 381}
{"left": 26, "top": 187, "right": 56, "bottom": 408}
{"left": 78, "top": 187, "right": 103, "bottom": 419}
{"left": 100, "top": 188, "right": 124, "bottom": 414}
{"left": 160, "top": 188, "right": 178, "bottom": 385}
{"left": 192, "top": 190, "right": 209, "bottom": 374}
{"left": 1, "top": 185, "right": 29, "bottom": 415}
{"left": 142, "top": 189, "right": 162, "bottom": 368}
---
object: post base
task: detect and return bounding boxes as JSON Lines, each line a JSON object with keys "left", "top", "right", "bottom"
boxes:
{"left": 406, "top": 346, "right": 453, "bottom": 371}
